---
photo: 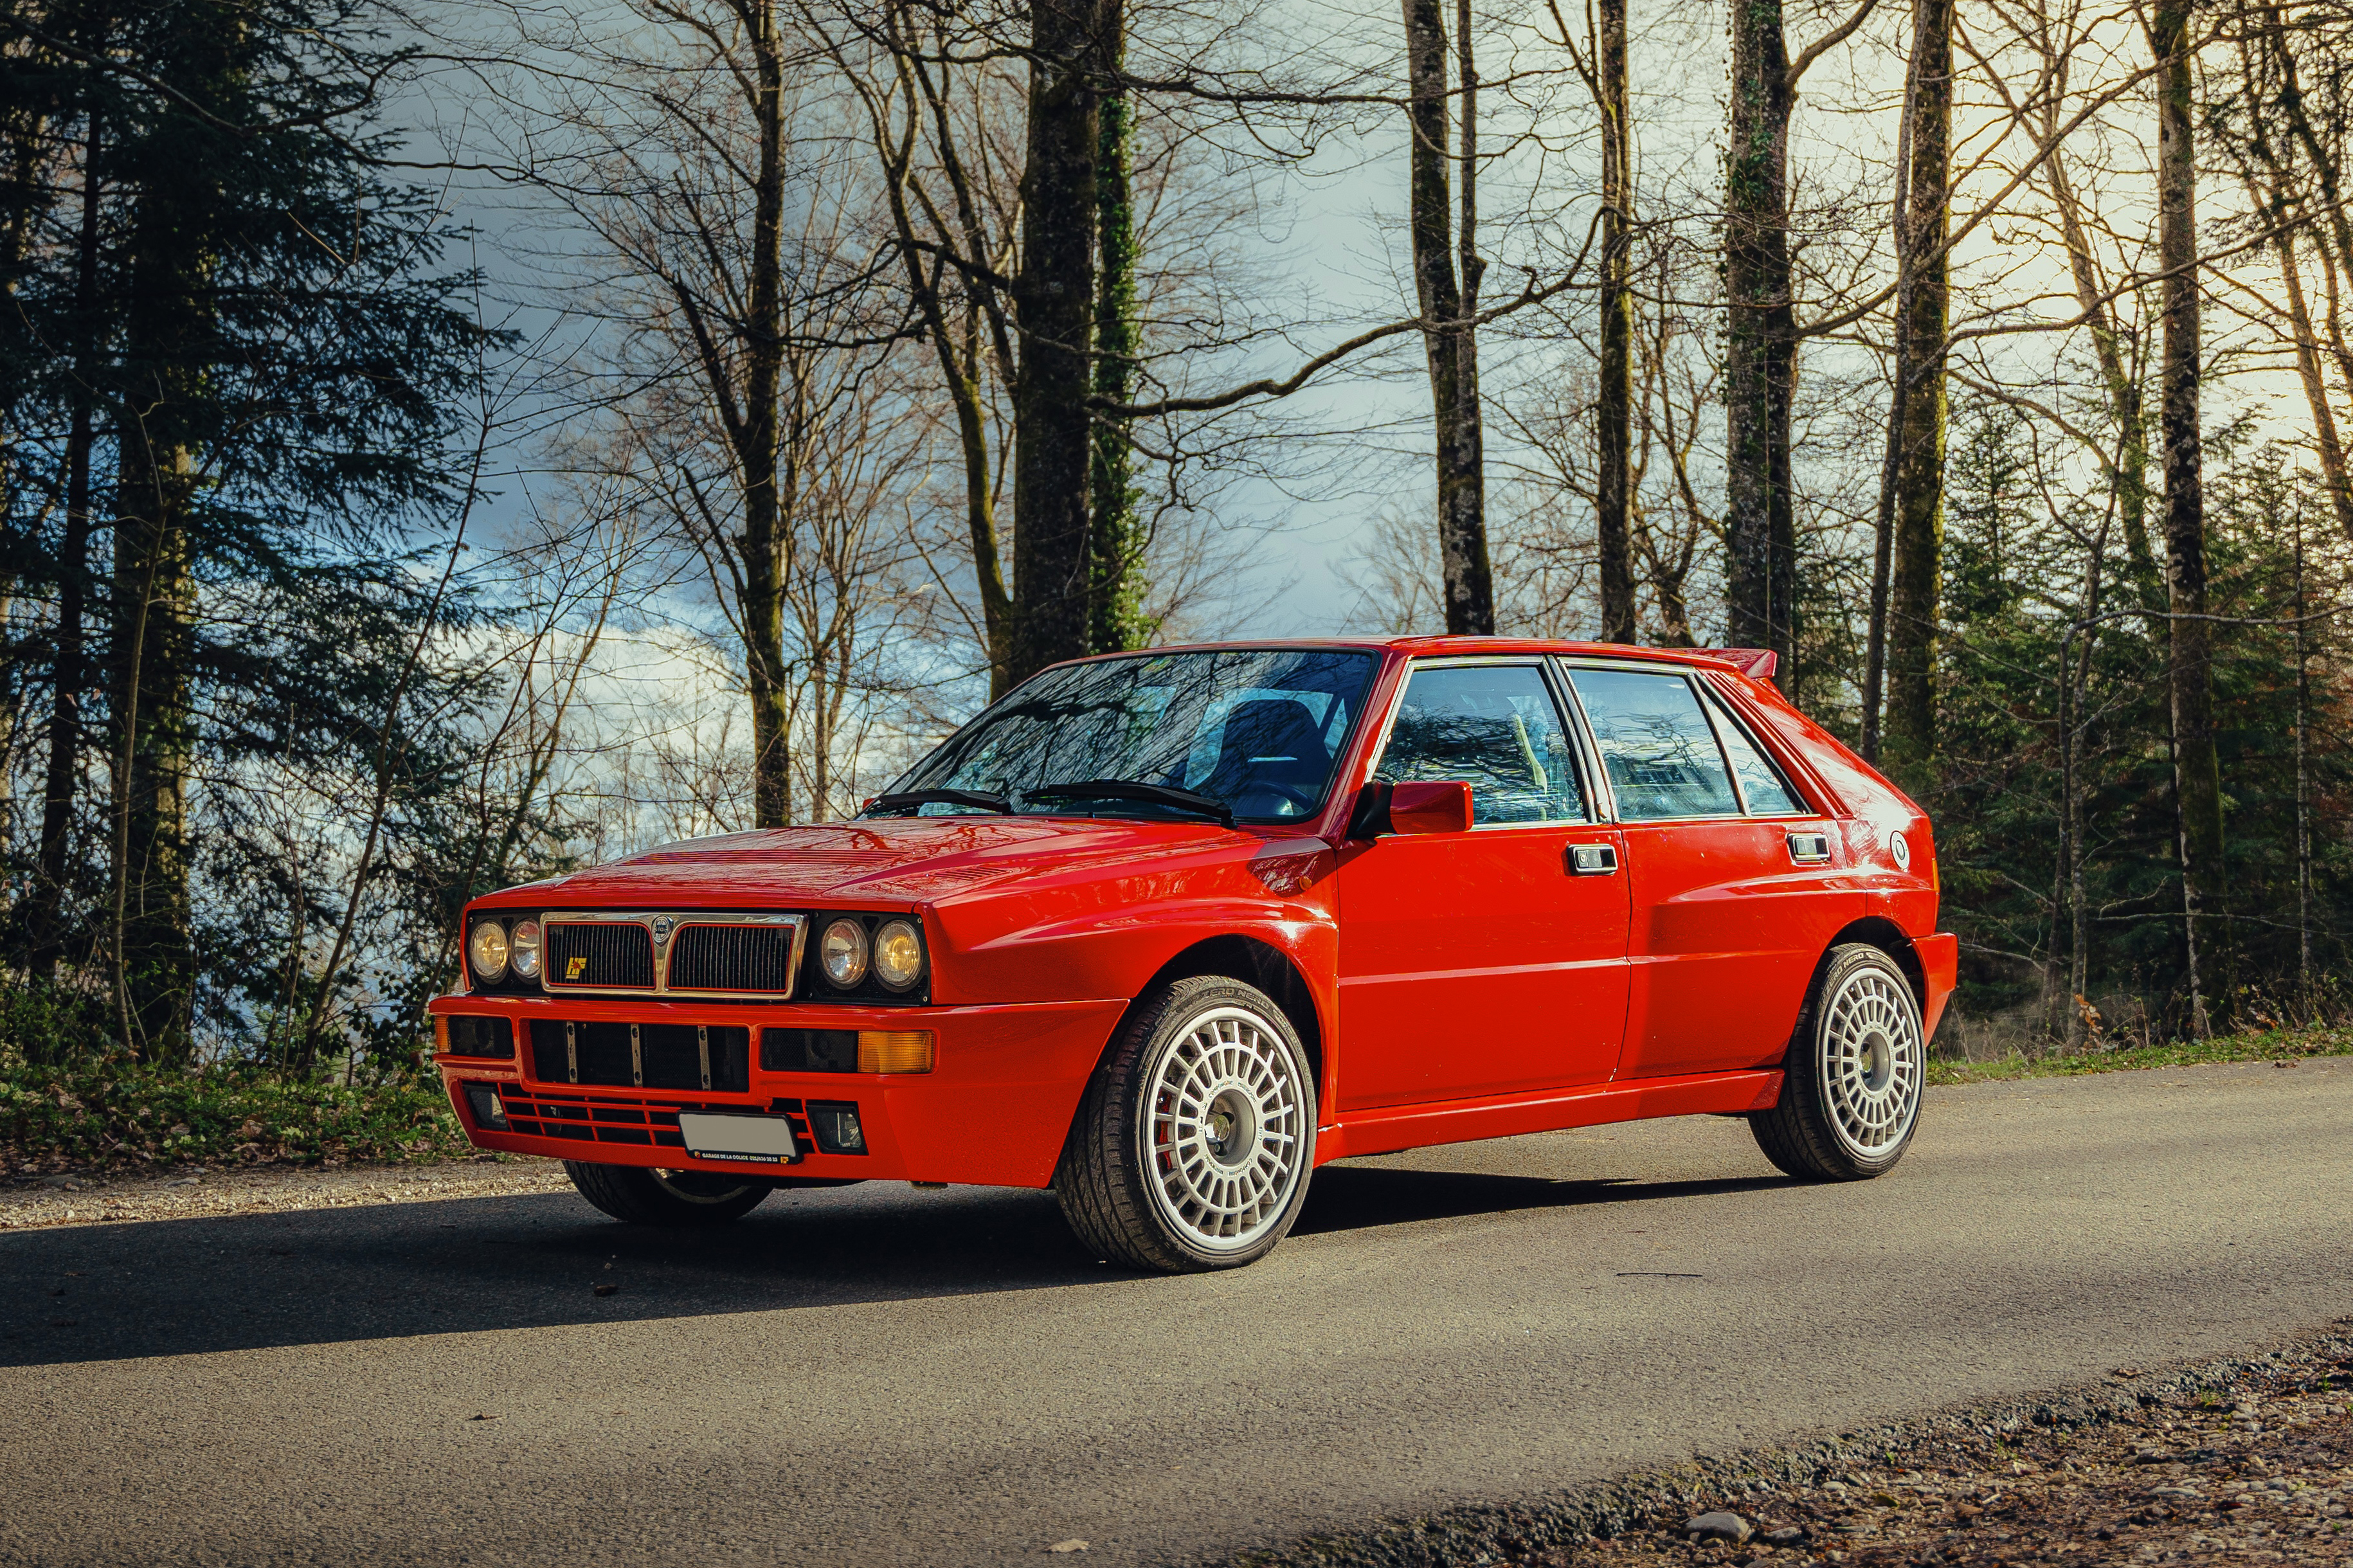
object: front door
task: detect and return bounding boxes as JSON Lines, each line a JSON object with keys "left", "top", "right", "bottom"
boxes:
{"left": 1336, "top": 661, "right": 1632, "bottom": 1111}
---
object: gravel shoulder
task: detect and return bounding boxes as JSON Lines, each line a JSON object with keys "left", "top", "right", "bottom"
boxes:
{"left": 0, "top": 1156, "right": 571, "bottom": 1230}
{"left": 1234, "top": 1328, "right": 2353, "bottom": 1568}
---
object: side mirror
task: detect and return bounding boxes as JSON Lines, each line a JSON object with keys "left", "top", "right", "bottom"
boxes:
{"left": 1350, "top": 780, "right": 1473, "bottom": 837}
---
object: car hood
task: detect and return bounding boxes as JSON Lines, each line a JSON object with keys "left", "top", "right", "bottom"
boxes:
{"left": 501, "top": 817, "right": 1290, "bottom": 908}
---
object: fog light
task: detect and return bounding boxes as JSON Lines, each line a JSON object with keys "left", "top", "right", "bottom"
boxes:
{"left": 462, "top": 1082, "right": 509, "bottom": 1131}
{"left": 807, "top": 1101, "right": 866, "bottom": 1155}
{"left": 857, "top": 1029, "right": 934, "bottom": 1074}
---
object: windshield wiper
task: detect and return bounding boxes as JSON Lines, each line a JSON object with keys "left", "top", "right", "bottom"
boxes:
{"left": 1025, "top": 779, "right": 1235, "bottom": 827}
{"left": 865, "top": 788, "right": 1011, "bottom": 816}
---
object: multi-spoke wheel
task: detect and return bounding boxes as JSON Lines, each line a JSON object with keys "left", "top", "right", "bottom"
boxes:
{"left": 1057, "top": 976, "right": 1317, "bottom": 1272}
{"left": 564, "top": 1161, "right": 773, "bottom": 1225}
{"left": 1751, "top": 943, "right": 1925, "bottom": 1180}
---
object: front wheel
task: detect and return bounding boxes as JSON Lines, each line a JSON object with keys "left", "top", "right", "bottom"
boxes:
{"left": 1751, "top": 943, "right": 1925, "bottom": 1180}
{"left": 1056, "top": 976, "right": 1318, "bottom": 1273}
{"left": 564, "top": 1161, "right": 773, "bottom": 1225}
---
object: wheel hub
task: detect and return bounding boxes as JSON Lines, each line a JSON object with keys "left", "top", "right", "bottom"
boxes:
{"left": 1204, "top": 1088, "right": 1259, "bottom": 1167}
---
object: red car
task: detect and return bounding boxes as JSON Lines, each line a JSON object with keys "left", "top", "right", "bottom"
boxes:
{"left": 433, "top": 639, "right": 1954, "bottom": 1272}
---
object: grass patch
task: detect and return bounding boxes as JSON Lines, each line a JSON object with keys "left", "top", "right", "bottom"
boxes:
{"left": 1927, "top": 1022, "right": 2353, "bottom": 1085}
{"left": 1, "top": 1063, "right": 470, "bottom": 1177}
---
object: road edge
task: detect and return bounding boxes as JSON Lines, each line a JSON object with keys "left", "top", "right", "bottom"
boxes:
{"left": 1220, "top": 1320, "right": 2353, "bottom": 1567}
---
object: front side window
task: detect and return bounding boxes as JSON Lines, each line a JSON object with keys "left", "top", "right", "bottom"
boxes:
{"left": 1372, "top": 663, "right": 1587, "bottom": 825}
{"left": 883, "top": 648, "right": 1378, "bottom": 823}
{"left": 1567, "top": 667, "right": 1741, "bottom": 820}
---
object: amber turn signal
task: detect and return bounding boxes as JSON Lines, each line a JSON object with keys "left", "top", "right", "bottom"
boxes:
{"left": 857, "top": 1029, "right": 935, "bottom": 1074}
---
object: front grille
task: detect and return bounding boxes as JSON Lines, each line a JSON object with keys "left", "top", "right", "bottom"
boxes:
{"left": 546, "top": 922, "right": 655, "bottom": 990}
{"left": 498, "top": 1087, "right": 813, "bottom": 1154}
{"left": 528, "top": 1021, "right": 750, "bottom": 1092}
{"left": 668, "top": 923, "right": 797, "bottom": 994}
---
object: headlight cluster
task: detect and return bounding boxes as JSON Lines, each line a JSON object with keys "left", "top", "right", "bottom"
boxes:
{"left": 467, "top": 916, "right": 540, "bottom": 985}
{"left": 818, "top": 915, "right": 924, "bottom": 992}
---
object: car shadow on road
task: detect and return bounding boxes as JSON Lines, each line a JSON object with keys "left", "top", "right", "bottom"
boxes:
{"left": 1294, "top": 1164, "right": 1783, "bottom": 1234}
{"left": 1, "top": 1162, "right": 1794, "bottom": 1369}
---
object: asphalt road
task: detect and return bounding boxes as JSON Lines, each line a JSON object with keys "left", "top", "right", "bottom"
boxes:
{"left": 4, "top": 1059, "right": 2349, "bottom": 1568}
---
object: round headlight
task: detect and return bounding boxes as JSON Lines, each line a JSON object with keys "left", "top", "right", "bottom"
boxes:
{"left": 872, "top": 919, "right": 924, "bottom": 991}
{"left": 467, "top": 919, "right": 509, "bottom": 982}
{"left": 509, "top": 919, "right": 541, "bottom": 979}
{"left": 820, "top": 918, "right": 869, "bottom": 987}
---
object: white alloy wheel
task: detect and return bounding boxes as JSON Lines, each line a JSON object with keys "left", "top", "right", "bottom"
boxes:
{"left": 1817, "top": 962, "right": 1924, "bottom": 1158}
{"left": 1142, "top": 1004, "right": 1308, "bottom": 1253}
{"left": 1749, "top": 942, "right": 1927, "bottom": 1182}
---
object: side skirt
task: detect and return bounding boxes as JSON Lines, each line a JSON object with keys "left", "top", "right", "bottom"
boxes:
{"left": 1315, "top": 1069, "right": 1784, "bottom": 1163}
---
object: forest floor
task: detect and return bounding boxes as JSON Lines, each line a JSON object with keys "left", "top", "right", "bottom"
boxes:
{"left": 1925, "top": 1021, "right": 2352, "bottom": 1085}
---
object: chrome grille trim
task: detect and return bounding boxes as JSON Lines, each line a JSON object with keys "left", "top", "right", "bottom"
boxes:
{"left": 537, "top": 912, "right": 807, "bottom": 1000}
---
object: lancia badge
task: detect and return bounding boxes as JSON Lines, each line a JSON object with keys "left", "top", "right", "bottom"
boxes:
{"left": 650, "top": 915, "right": 675, "bottom": 944}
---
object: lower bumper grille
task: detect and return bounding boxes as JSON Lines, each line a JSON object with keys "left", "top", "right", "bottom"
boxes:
{"left": 527, "top": 1021, "right": 750, "bottom": 1092}
{"left": 501, "top": 1088, "right": 815, "bottom": 1154}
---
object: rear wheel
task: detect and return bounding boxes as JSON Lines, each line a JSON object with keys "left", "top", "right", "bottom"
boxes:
{"left": 1056, "top": 976, "right": 1317, "bottom": 1273}
{"left": 564, "top": 1161, "right": 773, "bottom": 1225}
{"left": 1751, "top": 943, "right": 1925, "bottom": 1180}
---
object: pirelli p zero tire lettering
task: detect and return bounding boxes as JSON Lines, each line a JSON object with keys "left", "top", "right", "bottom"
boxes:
{"left": 1056, "top": 975, "right": 1318, "bottom": 1274}
{"left": 563, "top": 1160, "right": 773, "bottom": 1225}
{"left": 1751, "top": 942, "right": 1925, "bottom": 1182}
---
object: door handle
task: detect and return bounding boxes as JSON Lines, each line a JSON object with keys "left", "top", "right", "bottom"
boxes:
{"left": 1568, "top": 843, "right": 1618, "bottom": 875}
{"left": 1787, "top": 831, "right": 1833, "bottom": 865}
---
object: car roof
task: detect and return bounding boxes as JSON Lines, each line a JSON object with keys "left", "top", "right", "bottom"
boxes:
{"left": 1061, "top": 637, "right": 1758, "bottom": 678}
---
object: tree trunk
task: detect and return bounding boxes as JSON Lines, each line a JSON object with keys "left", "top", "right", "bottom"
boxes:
{"left": 1594, "top": 0, "right": 1636, "bottom": 643}
{"left": 869, "top": 25, "right": 1016, "bottom": 696}
{"left": 1724, "top": 0, "right": 1796, "bottom": 673}
{"left": 1088, "top": 26, "right": 1147, "bottom": 654}
{"left": 111, "top": 433, "right": 197, "bottom": 1063}
{"left": 2266, "top": 198, "right": 2353, "bottom": 540}
{"left": 2293, "top": 519, "right": 2311, "bottom": 1001}
{"left": 1010, "top": 0, "right": 1108, "bottom": 681}
{"left": 1884, "top": 0, "right": 1952, "bottom": 777}
{"left": 739, "top": 0, "right": 793, "bottom": 828}
{"left": 1403, "top": 0, "right": 1493, "bottom": 634}
{"left": 31, "top": 109, "right": 101, "bottom": 977}
{"left": 2046, "top": 145, "right": 2156, "bottom": 581}
{"left": 2152, "top": 0, "right": 2221, "bottom": 1037}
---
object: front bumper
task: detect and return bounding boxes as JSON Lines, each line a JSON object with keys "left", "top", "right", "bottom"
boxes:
{"left": 428, "top": 993, "right": 1124, "bottom": 1188}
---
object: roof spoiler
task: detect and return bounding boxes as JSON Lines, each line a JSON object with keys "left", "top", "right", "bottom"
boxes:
{"left": 1690, "top": 647, "right": 1778, "bottom": 682}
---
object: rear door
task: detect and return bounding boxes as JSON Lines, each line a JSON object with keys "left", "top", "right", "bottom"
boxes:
{"left": 1335, "top": 660, "right": 1631, "bottom": 1111}
{"left": 1560, "top": 662, "right": 1861, "bottom": 1080}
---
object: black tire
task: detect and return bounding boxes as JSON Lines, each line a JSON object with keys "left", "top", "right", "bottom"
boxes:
{"left": 1056, "top": 975, "right": 1318, "bottom": 1273}
{"left": 563, "top": 1160, "right": 773, "bottom": 1225}
{"left": 1751, "top": 942, "right": 1926, "bottom": 1181}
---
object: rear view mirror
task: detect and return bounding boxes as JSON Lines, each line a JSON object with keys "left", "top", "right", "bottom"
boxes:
{"left": 1350, "top": 780, "right": 1473, "bottom": 836}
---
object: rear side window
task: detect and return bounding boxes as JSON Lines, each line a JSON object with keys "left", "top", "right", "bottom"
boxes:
{"left": 1373, "top": 663, "right": 1588, "bottom": 825}
{"left": 1702, "top": 690, "right": 1805, "bottom": 814}
{"left": 1565, "top": 668, "right": 1740, "bottom": 820}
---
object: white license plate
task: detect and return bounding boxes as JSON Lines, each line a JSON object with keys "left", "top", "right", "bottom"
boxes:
{"left": 677, "top": 1112, "right": 799, "bottom": 1164}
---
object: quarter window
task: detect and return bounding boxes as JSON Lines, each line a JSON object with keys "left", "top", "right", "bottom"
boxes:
{"left": 1703, "top": 690, "right": 1805, "bottom": 814}
{"left": 1566, "top": 667, "right": 1741, "bottom": 820}
{"left": 1373, "top": 664, "right": 1587, "bottom": 825}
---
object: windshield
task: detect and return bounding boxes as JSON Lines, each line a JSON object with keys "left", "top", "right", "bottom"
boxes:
{"left": 880, "top": 649, "right": 1380, "bottom": 824}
